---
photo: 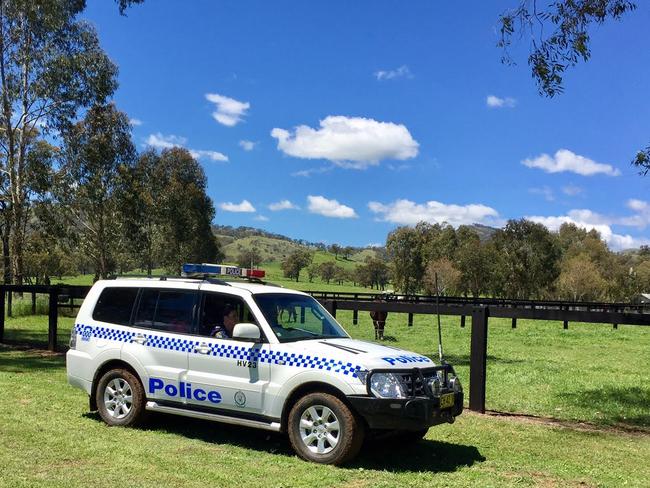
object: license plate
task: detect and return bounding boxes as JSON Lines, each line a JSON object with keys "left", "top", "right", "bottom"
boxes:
{"left": 440, "top": 393, "right": 455, "bottom": 409}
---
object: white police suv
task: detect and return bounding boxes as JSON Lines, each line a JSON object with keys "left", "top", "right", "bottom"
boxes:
{"left": 67, "top": 264, "right": 463, "bottom": 465}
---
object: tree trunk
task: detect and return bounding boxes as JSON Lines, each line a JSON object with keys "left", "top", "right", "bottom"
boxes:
{"left": 2, "top": 217, "right": 10, "bottom": 284}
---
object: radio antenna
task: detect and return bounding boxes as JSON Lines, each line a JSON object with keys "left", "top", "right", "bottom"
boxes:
{"left": 435, "top": 272, "right": 444, "bottom": 363}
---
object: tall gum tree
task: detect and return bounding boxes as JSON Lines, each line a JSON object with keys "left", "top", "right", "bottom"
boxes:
{"left": 57, "top": 103, "right": 135, "bottom": 280}
{"left": 0, "top": 0, "right": 116, "bottom": 283}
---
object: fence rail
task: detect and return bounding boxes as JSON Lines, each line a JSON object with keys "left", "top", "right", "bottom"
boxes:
{"left": 1, "top": 283, "right": 649, "bottom": 415}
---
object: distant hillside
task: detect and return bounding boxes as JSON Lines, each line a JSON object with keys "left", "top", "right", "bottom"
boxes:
{"left": 217, "top": 230, "right": 379, "bottom": 268}
{"left": 213, "top": 225, "right": 328, "bottom": 249}
{"left": 470, "top": 224, "right": 498, "bottom": 242}
{"left": 222, "top": 236, "right": 306, "bottom": 263}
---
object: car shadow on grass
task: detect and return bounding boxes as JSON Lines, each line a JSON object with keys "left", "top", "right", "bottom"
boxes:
{"left": 84, "top": 411, "right": 484, "bottom": 473}
{"left": 349, "top": 438, "right": 485, "bottom": 473}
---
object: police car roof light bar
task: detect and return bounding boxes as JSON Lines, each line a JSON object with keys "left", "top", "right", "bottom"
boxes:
{"left": 182, "top": 263, "right": 266, "bottom": 279}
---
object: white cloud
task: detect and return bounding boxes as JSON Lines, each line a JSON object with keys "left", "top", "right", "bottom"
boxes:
{"left": 628, "top": 199, "right": 648, "bottom": 212}
{"left": 522, "top": 149, "right": 620, "bottom": 176}
{"left": 291, "top": 166, "right": 334, "bottom": 178}
{"left": 219, "top": 200, "right": 256, "bottom": 213}
{"left": 205, "top": 93, "right": 250, "bottom": 126}
{"left": 527, "top": 210, "right": 649, "bottom": 250}
{"left": 374, "top": 65, "right": 413, "bottom": 81}
{"left": 486, "top": 95, "right": 516, "bottom": 108}
{"left": 129, "top": 118, "right": 143, "bottom": 126}
{"left": 239, "top": 140, "right": 257, "bottom": 151}
{"left": 529, "top": 186, "right": 554, "bottom": 202}
{"left": 619, "top": 199, "right": 650, "bottom": 228}
{"left": 562, "top": 185, "right": 583, "bottom": 196}
{"left": 368, "top": 199, "right": 499, "bottom": 227}
{"left": 307, "top": 195, "right": 357, "bottom": 219}
{"left": 271, "top": 116, "right": 419, "bottom": 169}
{"left": 189, "top": 149, "right": 228, "bottom": 162}
{"left": 268, "top": 200, "right": 299, "bottom": 211}
{"left": 146, "top": 132, "right": 186, "bottom": 149}
{"left": 145, "top": 132, "right": 228, "bottom": 162}
{"left": 253, "top": 215, "right": 269, "bottom": 222}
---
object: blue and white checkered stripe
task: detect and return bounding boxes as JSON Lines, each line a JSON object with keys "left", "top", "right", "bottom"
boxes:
{"left": 74, "top": 324, "right": 361, "bottom": 377}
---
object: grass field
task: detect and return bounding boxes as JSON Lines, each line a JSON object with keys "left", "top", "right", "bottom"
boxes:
{"left": 3, "top": 310, "right": 649, "bottom": 427}
{"left": 1, "top": 345, "right": 650, "bottom": 487}
{"left": 2, "top": 281, "right": 650, "bottom": 486}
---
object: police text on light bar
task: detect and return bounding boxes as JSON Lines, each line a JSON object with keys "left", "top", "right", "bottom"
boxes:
{"left": 182, "top": 263, "right": 265, "bottom": 279}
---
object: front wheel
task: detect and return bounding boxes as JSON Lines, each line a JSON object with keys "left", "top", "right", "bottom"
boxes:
{"left": 288, "top": 392, "right": 364, "bottom": 465}
{"left": 95, "top": 368, "right": 147, "bottom": 427}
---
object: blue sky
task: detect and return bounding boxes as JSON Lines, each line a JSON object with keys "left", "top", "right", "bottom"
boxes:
{"left": 84, "top": 0, "right": 650, "bottom": 250}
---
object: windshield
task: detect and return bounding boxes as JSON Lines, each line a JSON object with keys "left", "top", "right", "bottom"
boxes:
{"left": 253, "top": 293, "right": 349, "bottom": 343}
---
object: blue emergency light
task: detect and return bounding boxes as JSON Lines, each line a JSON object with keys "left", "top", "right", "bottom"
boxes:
{"left": 182, "top": 263, "right": 265, "bottom": 279}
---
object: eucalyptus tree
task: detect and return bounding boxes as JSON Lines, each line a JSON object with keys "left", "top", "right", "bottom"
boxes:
{"left": 57, "top": 103, "right": 135, "bottom": 280}
{"left": 0, "top": 0, "right": 117, "bottom": 283}
{"left": 152, "top": 147, "right": 223, "bottom": 273}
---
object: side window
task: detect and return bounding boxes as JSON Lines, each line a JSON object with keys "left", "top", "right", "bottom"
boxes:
{"left": 198, "top": 293, "right": 258, "bottom": 338}
{"left": 92, "top": 287, "right": 139, "bottom": 325}
{"left": 134, "top": 288, "right": 196, "bottom": 334}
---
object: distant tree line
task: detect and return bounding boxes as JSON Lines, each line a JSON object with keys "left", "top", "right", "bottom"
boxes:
{"left": 2, "top": 1, "right": 221, "bottom": 284}
{"left": 386, "top": 220, "right": 650, "bottom": 301}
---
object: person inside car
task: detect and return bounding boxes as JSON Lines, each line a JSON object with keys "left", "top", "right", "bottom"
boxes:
{"left": 210, "top": 304, "right": 239, "bottom": 338}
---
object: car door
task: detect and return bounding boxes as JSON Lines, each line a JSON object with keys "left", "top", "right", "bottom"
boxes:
{"left": 121, "top": 285, "right": 198, "bottom": 403}
{"left": 185, "top": 291, "right": 271, "bottom": 416}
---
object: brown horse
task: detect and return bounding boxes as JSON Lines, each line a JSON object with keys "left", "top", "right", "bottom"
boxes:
{"left": 369, "top": 299, "right": 388, "bottom": 340}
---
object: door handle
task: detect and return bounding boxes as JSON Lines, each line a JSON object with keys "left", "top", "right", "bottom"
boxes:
{"left": 194, "top": 343, "right": 211, "bottom": 354}
{"left": 133, "top": 333, "right": 147, "bottom": 345}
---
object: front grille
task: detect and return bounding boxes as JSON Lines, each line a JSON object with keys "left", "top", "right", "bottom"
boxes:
{"left": 395, "top": 368, "right": 448, "bottom": 397}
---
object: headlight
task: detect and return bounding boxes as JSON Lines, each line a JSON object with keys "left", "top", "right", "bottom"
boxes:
{"left": 449, "top": 375, "right": 463, "bottom": 393}
{"left": 369, "top": 373, "right": 407, "bottom": 399}
{"left": 428, "top": 376, "right": 441, "bottom": 396}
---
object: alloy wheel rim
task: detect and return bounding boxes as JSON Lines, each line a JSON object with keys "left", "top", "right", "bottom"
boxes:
{"left": 299, "top": 405, "right": 340, "bottom": 455}
{"left": 103, "top": 378, "right": 133, "bottom": 419}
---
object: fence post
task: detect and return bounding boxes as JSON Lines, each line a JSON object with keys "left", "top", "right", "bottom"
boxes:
{"left": 511, "top": 318, "right": 517, "bottom": 329}
{"left": 48, "top": 289, "right": 59, "bottom": 352}
{"left": 7, "top": 290, "right": 11, "bottom": 318}
{"left": 32, "top": 292, "right": 37, "bottom": 315}
{"left": 352, "top": 309, "right": 358, "bottom": 325}
{"left": 563, "top": 320, "right": 569, "bottom": 329}
{"left": 0, "top": 287, "right": 4, "bottom": 343}
{"left": 324, "top": 300, "right": 337, "bottom": 318}
{"left": 460, "top": 315, "right": 465, "bottom": 328}
{"left": 469, "top": 306, "right": 489, "bottom": 413}
{"left": 408, "top": 313, "right": 413, "bottom": 327}
{"left": 300, "top": 306, "right": 305, "bottom": 324}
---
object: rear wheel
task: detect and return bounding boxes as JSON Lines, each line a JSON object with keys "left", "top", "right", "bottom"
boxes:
{"left": 288, "top": 392, "right": 364, "bottom": 465}
{"left": 96, "top": 368, "right": 146, "bottom": 427}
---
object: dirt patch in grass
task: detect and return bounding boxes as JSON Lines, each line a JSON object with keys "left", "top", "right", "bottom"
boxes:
{"left": 481, "top": 410, "right": 650, "bottom": 436}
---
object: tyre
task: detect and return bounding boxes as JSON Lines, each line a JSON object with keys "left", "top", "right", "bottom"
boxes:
{"left": 288, "top": 392, "right": 364, "bottom": 465}
{"left": 95, "top": 368, "right": 147, "bottom": 427}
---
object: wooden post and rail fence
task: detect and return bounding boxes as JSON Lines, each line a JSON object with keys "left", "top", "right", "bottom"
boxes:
{"left": 1, "top": 283, "right": 649, "bottom": 414}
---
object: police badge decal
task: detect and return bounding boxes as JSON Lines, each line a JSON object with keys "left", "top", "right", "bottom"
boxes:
{"left": 234, "top": 391, "right": 246, "bottom": 407}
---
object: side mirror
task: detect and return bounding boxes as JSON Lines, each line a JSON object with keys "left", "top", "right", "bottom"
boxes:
{"left": 232, "top": 323, "right": 261, "bottom": 341}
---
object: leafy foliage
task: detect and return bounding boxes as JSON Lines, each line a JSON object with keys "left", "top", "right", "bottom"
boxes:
{"left": 56, "top": 104, "right": 136, "bottom": 279}
{"left": 281, "top": 249, "right": 313, "bottom": 282}
{"left": 498, "top": 0, "right": 636, "bottom": 97}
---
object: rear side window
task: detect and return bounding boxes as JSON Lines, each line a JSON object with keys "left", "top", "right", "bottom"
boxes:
{"left": 134, "top": 288, "right": 196, "bottom": 334}
{"left": 92, "top": 287, "right": 139, "bottom": 325}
